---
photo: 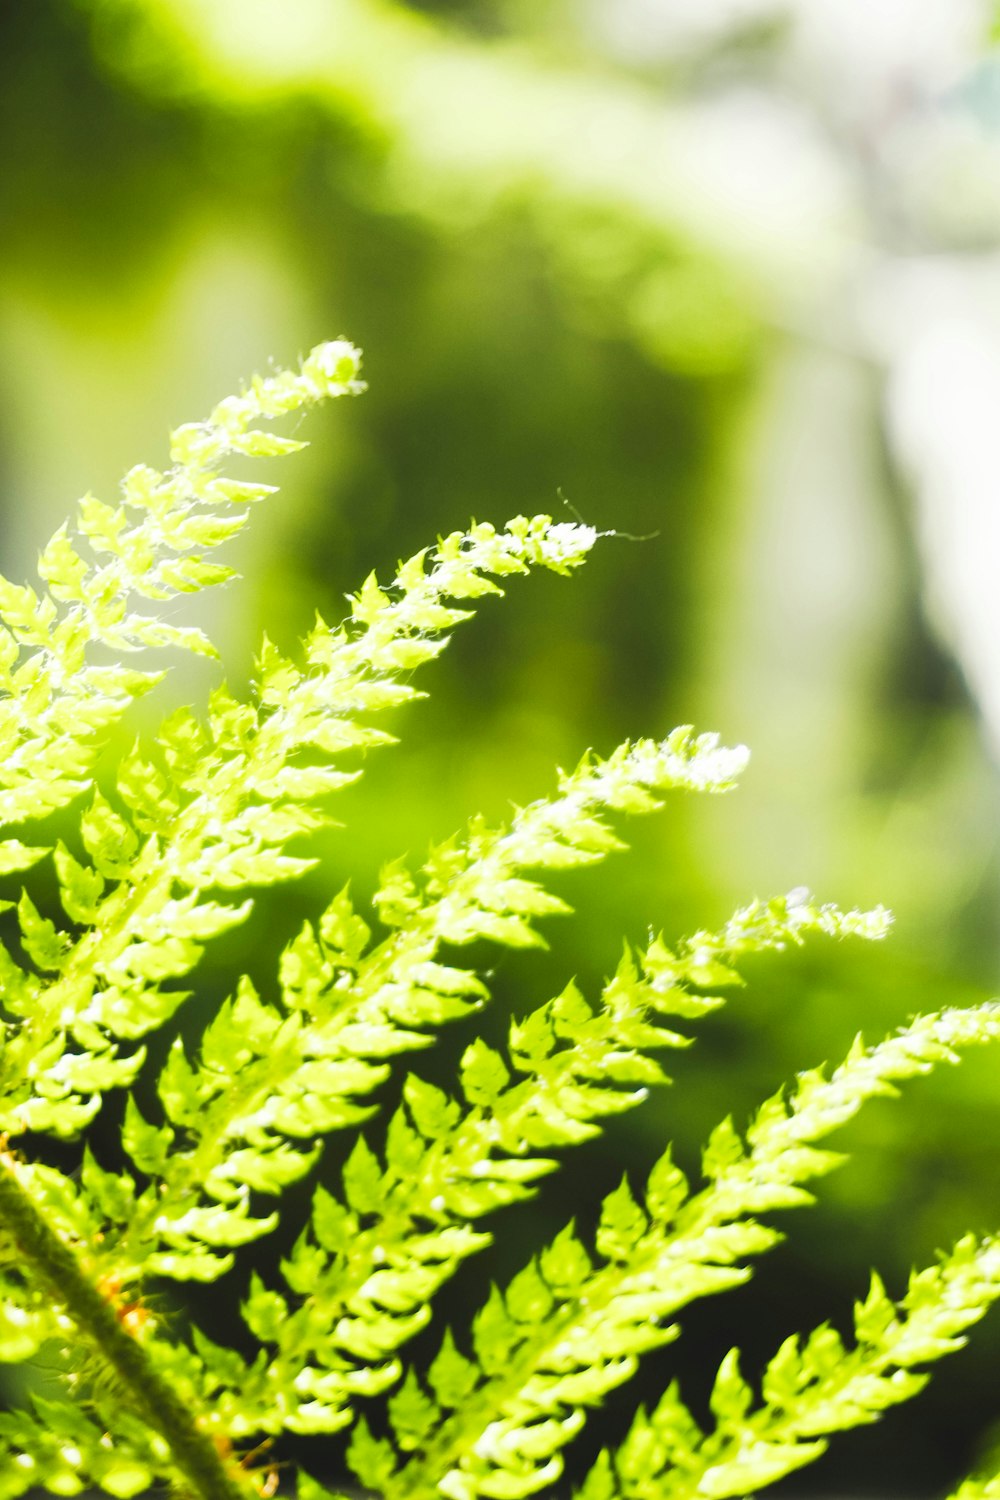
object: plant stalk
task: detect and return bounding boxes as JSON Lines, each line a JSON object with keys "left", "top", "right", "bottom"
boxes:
{"left": 0, "top": 1151, "right": 250, "bottom": 1500}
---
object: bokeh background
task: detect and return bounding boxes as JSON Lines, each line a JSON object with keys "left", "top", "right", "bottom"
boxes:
{"left": 5, "top": 0, "right": 1000, "bottom": 1494}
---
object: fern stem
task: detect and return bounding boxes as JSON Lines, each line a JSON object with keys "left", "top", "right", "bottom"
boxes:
{"left": 0, "top": 1152, "right": 251, "bottom": 1500}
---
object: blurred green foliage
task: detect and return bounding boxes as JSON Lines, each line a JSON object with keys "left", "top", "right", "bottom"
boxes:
{"left": 1, "top": 1, "right": 999, "bottom": 1493}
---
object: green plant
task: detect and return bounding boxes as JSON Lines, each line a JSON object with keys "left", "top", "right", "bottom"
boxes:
{"left": 0, "top": 340, "right": 998, "bottom": 1500}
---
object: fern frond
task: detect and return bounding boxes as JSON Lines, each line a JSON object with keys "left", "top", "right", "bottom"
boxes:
{"left": 0, "top": 341, "right": 364, "bottom": 834}
{"left": 582, "top": 1231, "right": 1000, "bottom": 1500}
{"left": 383, "top": 1003, "right": 1000, "bottom": 1500}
